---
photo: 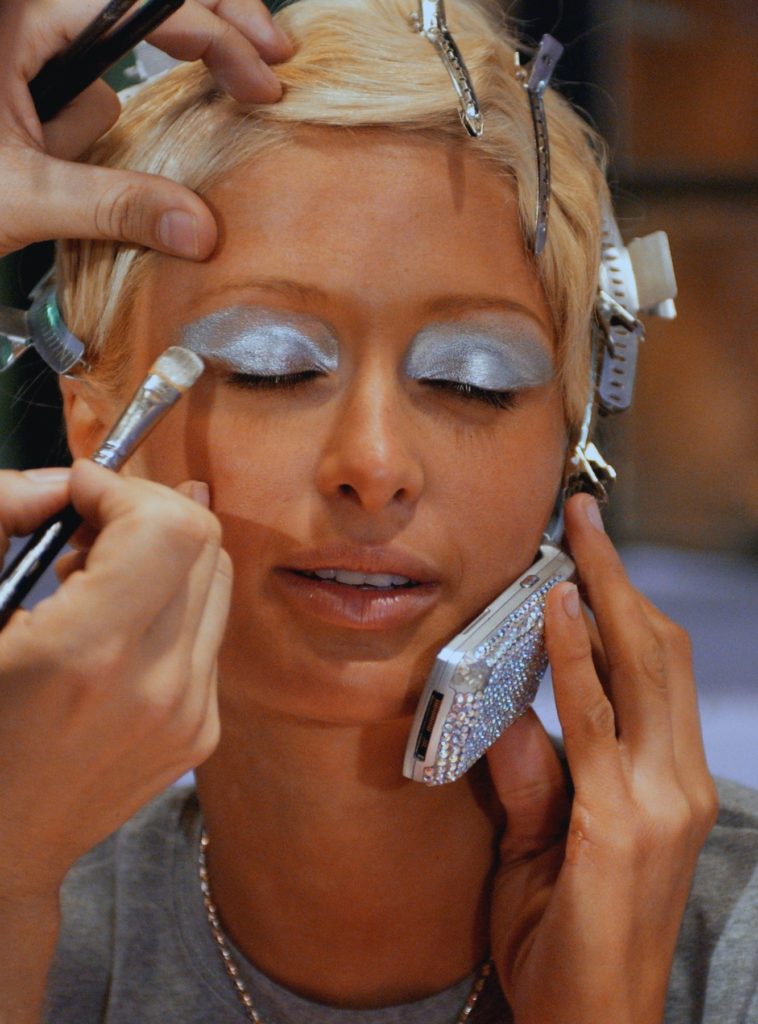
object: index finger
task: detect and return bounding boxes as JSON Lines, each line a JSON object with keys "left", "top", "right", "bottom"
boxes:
{"left": 148, "top": 0, "right": 291, "bottom": 103}
{"left": 187, "top": 0, "right": 292, "bottom": 62}
{"left": 0, "top": 470, "right": 71, "bottom": 561}
{"left": 65, "top": 461, "right": 221, "bottom": 630}
{"left": 8, "top": 461, "right": 220, "bottom": 649}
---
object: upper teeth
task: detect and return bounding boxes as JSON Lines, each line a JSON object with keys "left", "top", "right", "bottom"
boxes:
{"left": 312, "top": 569, "right": 412, "bottom": 588}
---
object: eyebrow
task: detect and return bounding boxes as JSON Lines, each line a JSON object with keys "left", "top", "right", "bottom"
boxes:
{"left": 420, "top": 294, "right": 551, "bottom": 338}
{"left": 196, "top": 277, "right": 327, "bottom": 308}
{"left": 192, "top": 278, "right": 552, "bottom": 338}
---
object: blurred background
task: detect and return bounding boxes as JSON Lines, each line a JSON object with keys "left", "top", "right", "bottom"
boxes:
{"left": 1, "top": 0, "right": 756, "bottom": 784}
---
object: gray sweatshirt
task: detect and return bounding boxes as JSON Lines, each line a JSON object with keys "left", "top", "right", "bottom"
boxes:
{"left": 43, "top": 779, "right": 758, "bottom": 1023}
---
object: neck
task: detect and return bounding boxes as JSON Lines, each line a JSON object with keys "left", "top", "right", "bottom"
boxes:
{"left": 196, "top": 700, "right": 501, "bottom": 1009}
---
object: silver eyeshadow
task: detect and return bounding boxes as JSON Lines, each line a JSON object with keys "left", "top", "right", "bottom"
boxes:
{"left": 181, "top": 307, "right": 339, "bottom": 376}
{"left": 180, "top": 306, "right": 553, "bottom": 392}
{"left": 403, "top": 317, "right": 554, "bottom": 392}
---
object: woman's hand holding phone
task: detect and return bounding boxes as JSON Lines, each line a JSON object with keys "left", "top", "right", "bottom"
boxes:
{"left": 486, "top": 492, "right": 718, "bottom": 1024}
{"left": 0, "top": 0, "right": 292, "bottom": 261}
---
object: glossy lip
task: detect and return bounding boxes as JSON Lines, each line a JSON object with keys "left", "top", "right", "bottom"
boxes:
{"left": 274, "top": 544, "right": 442, "bottom": 631}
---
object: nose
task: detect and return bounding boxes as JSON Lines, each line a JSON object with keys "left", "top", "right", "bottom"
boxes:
{"left": 315, "top": 367, "right": 424, "bottom": 517}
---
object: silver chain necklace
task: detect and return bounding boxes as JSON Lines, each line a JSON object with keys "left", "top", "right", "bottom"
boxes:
{"left": 198, "top": 829, "right": 492, "bottom": 1023}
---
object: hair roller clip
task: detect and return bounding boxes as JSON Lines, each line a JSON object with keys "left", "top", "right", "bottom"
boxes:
{"left": 566, "top": 209, "right": 678, "bottom": 504}
{"left": 410, "top": 1, "right": 483, "bottom": 138}
{"left": 0, "top": 270, "right": 87, "bottom": 376}
{"left": 515, "top": 34, "right": 564, "bottom": 256}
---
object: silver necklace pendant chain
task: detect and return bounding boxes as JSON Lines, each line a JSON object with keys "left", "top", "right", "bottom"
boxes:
{"left": 198, "top": 829, "right": 493, "bottom": 1023}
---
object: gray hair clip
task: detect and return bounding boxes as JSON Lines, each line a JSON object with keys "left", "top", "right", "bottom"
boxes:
{"left": 515, "top": 34, "right": 564, "bottom": 255}
{"left": 0, "top": 270, "right": 86, "bottom": 376}
{"left": 567, "top": 212, "right": 678, "bottom": 504}
{"left": 410, "top": 0, "right": 483, "bottom": 138}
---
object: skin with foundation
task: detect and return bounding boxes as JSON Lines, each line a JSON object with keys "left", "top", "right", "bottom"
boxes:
{"left": 62, "top": 131, "right": 717, "bottom": 1021}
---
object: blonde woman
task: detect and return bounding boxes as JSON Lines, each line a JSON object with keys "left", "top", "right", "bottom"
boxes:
{"left": 0, "top": 2, "right": 755, "bottom": 1023}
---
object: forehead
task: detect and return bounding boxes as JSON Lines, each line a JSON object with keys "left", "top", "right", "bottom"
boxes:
{"left": 140, "top": 130, "right": 551, "bottom": 340}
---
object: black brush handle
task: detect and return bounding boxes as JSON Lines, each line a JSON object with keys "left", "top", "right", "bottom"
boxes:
{"left": 0, "top": 505, "right": 82, "bottom": 629}
{"left": 56, "top": 0, "right": 142, "bottom": 65}
{"left": 30, "top": 0, "right": 185, "bottom": 123}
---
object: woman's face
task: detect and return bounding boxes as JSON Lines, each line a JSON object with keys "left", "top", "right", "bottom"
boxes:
{"left": 96, "top": 132, "right": 567, "bottom": 724}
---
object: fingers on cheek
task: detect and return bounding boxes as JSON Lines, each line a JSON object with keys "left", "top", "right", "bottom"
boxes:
{"left": 546, "top": 584, "right": 620, "bottom": 782}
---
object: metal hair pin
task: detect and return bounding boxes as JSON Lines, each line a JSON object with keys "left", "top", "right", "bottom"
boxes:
{"left": 515, "top": 34, "right": 564, "bottom": 256}
{"left": 410, "top": 0, "right": 483, "bottom": 138}
{"left": 0, "top": 270, "right": 86, "bottom": 376}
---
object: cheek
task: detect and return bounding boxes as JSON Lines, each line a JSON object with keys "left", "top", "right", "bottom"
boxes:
{"left": 439, "top": 397, "right": 566, "bottom": 586}
{"left": 192, "top": 406, "right": 317, "bottom": 556}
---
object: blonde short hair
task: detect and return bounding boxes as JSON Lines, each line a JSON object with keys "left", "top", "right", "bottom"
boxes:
{"left": 57, "top": 0, "right": 609, "bottom": 427}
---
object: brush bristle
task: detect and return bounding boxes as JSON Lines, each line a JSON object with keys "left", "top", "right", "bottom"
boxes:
{"left": 151, "top": 346, "right": 205, "bottom": 390}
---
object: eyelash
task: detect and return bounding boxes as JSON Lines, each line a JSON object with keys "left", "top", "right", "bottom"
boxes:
{"left": 225, "top": 372, "right": 519, "bottom": 411}
{"left": 226, "top": 371, "right": 321, "bottom": 390}
{"left": 423, "top": 379, "right": 519, "bottom": 410}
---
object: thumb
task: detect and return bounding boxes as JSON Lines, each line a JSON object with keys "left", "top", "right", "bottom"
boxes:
{"left": 487, "top": 709, "right": 570, "bottom": 857}
{"left": 24, "top": 151, "right": 217, "bottom": 259}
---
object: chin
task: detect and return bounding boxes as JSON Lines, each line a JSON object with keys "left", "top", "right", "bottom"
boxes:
{"left": 219, "top": 634, "right": 435, "bottom": 726}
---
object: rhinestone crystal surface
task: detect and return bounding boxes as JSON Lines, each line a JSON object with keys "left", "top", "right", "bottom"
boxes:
{"left": 425, "top": 582, "right": 557, "bottom": 784}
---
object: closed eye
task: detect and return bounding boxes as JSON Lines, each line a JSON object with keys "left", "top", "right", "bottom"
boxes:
{"left": 225, "top": 370, "right": 323, "bottom": 390}
{"left": 422, "top": 379, "right": 520, "bottom": 410}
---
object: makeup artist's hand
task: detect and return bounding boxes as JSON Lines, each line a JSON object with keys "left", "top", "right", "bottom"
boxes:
{"left": 0, "top": 461, "right": 232, "bottom": 896}
{"left": 486, "top": 493, "right": 718, "bottom": 1024}
{"left": 0, "top": 0, "right": 292, "bottom": 259}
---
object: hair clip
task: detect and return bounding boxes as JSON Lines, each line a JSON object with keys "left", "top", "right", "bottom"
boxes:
{"left": 0, "top": 271, "right": 86, "bottom": 376}
{"left": 410, "top": 1, "right": 483, "bottom": 138}
{"left": 566, "top": 211, "right": 678, "bottom": 503}
{"left": 515, "top": 34, "right": 564, "bottom": 256}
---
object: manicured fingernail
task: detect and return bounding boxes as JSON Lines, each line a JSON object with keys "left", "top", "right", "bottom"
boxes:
{"left": 188, "top": 482, "right": 210, "bottom": 508}
{"left": 158, "top": 210, "right": 199, "bottom": 258}
{"left": 24, "top": 468, "right": 71, "bottom": 486}
{"left": 583, "top": 495, "right": 605, "bottom": 532}
{"left": 562, "top": 583, "right": 580, "bottom": 619}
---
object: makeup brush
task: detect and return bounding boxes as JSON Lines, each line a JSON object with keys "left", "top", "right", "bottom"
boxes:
{"left": 0, "top": 346, "right": 204, "bottom": 628}
{"left": 30, "top": 0, "right": 186, "bottom": 123}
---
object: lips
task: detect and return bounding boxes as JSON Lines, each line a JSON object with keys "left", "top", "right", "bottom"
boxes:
{"left": 274, "top": 545, "right": 441, "bottom": 630}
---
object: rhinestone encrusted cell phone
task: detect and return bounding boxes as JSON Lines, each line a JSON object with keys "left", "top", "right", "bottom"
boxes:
{"left": 403, "top": 543, "right": 574, "bottom": 785}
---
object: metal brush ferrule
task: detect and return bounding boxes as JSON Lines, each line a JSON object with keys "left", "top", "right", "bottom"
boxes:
{"left": 93, "top": 373, "right": 183, "bottom": 471}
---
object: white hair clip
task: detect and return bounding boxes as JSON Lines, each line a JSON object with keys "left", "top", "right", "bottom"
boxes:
{"left": 515, "top": 34, "right": 564, "bottom": 256}
{"left": 410, "top": 0, "right": 483, "bottom": 138}
{"left": 0, "top": 271, "right": 86, "bottom": 376}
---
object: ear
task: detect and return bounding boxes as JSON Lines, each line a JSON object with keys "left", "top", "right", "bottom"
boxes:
{"left": 59, "top": 376, "right": 114, "bottom": 459}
